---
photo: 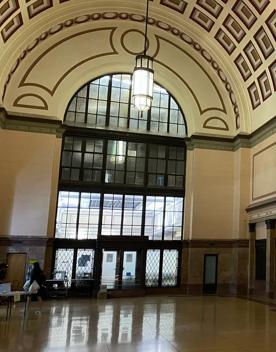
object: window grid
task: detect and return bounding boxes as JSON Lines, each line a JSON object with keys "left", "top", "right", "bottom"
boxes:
{"left": 145, "top": 196, "right": 165, "bottom": 240}
{"left": 167, "top": 146, "right": 185, "bottom": 188}
{"left": 78, "top": 193, "right": 101, "bottom": 239}
{"left": 122, "top": 195, "right": 143, "bottom": 236}
{"left": 105, "top": 140, "right": 127, "bottom": 184}
{"left": 148, "top": 144, "right": 167, "bottom": 187}
{"left": 55, "top": 192, "right": 183, "bottom": 241}
{"left": 102, "top": 194, "right": 123, "bottom": 236}
{"left": 56, "top": 191, "right": 80, "bottom": 239}
{"left": 126, "top": 142, "right": 146, "bottom": 185}
{"left": 162, "top": 250, "right": 179, "bottom": 287}
{"left": 60, "top": 137, "right": 185, "bottom": 189}
{"left": 164, "top": 197, "right": 183, "bottom": 240}
{"left": 61, "top": 136, "right": 82, "bottom": 181}
{"left": 64, "top": 74, "right": 186, "bottom": 137}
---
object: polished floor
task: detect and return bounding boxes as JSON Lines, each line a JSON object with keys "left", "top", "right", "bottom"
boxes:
{"left": 1, "top": 296, "right": 276, "bottom": 351}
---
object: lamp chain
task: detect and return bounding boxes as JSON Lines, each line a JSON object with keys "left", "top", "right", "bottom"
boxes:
{"left": 144, "top": 0, "right": 150, "bottom": 55}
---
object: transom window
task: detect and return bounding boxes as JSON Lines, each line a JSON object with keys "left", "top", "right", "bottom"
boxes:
{"left": 65, "top": 74, "right": 187, "bottom": 137}
{"left": 60, "top": 136, "right": 185, "bottom": 189}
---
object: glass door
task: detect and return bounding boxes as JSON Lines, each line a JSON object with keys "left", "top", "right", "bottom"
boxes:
{"left": 101, "top": 251, "right": 118, "bottom": 289}
{"left": 122, "top": 251, "right": 137, "bottom": 288}
{"left": 101, "top": 250, "right": 138, "bottom": 289}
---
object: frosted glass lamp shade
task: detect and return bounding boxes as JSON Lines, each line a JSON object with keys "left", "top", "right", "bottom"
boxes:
{"left": 132, "top": 55, "right": 154, "bottom": 112}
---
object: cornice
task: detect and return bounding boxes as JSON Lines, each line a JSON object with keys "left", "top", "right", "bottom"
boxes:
{"left": 0, "top": 108, "right": 276, "bottom": 149}
{"left": 246, "top": 196, "right": 276, "bottom": 224}
{"left": 0, "top": 108, "right": 63, "bottom": 137}
{"left": 186, "top": 116, "right": 276, "bottom": 151}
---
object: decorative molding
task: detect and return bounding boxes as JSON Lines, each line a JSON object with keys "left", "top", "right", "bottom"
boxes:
{"left": 257, "top": 70, "right": 272, "bottom": 101}
{"left": 203, "top": 117, "right": 229, "bottom": 131}
{"left": 215, "top": 28, "right": 236, "bottom": 55}
{"left": 160, "top": 0, "right": 187, "bottom": 14}
{"left": 2, "top": 12, "right": 240, "bottom": 129}
{"left": 234, "top": 54, "right": 252, "bottom": 81}
{"left": 0, "top": 236, "right": 48, "bottom": 246}
{"left": 223, "top": 14, "right": 245, "bottom": 43}
{"left": 248, "top": 82, "right": 261, "bottom": 110}
{"left": 196, "top": 0, "right": 223, "bottom": 19}
{"left": 190, "top": 8, "right": 215, "bottom": 32}
{"left": 13, "top": 93, "right": 48, "bottom": 110}
{"left": 232, "top": 0, "right": 257, "bottom": 30}
{"left": 254, "top": 26, "right": 274, "bottom": 60}
{"left": 183, "top": 239, "right": 249, "bottom": 248}
{"left": 252, "top": 142, "right": 276, "bottom": 201}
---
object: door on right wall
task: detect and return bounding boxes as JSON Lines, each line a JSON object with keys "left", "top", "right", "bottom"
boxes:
{"left": 203, "top": 254, "right": 218, "bottom": 294}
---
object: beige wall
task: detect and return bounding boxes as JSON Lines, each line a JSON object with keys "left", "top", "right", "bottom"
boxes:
{"left": 185, "top": 147, "right": 250, "bottom": 240}
{"left": 251, "top": 134, "right": 276, "bottom": 204}
{"left": 0, "top": 129, "right": 60, "bottom": 237}
{"left": 185, "top": 148, "right": 234, "bottom": 239}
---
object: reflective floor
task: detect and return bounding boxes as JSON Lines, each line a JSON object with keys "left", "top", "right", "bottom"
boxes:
{"left": 1, "top": 296, "right": 276, "bottom": 351}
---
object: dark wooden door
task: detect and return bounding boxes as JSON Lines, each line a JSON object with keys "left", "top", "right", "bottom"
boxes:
{"left": 203, "top": 254, "right": 218, "bottom": 294}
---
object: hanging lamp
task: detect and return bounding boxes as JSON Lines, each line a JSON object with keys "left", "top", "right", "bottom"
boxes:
{"left": 132, "top": 0, "right": 154, "bottom": 112}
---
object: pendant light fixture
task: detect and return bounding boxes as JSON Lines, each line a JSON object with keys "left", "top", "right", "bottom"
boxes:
{"left": 132, "top": 0, "right": 154, "bottom": 112}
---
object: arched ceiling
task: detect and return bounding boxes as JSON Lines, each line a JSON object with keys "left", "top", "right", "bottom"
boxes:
{"left": 0, "top": 0, "right": 275, "bottom": 137}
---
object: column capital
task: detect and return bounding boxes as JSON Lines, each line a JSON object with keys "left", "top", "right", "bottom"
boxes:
{"left": 265, "top": 219, "right": 276, "bottom": 230}
{"left": 248, "top": 223, "right": 256, "bottom": 233}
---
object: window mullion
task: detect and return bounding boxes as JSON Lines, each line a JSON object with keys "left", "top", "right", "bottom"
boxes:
{"left": 97, "top": 193, "right": 104, "bottom": 238}
{"left": 105, "top": 75, "right": 112, "bottom": 127}
{"left": 120, "top": 195, "right": 125, "bottom": 236}
{"left": 75, "top": 192, "right": 81, "bottom": 240}
{"left": 85, "top": 84, "right": 90, "bottom": 124}
{"left": 167, "top": 96, "right": 171, "bottom": 133}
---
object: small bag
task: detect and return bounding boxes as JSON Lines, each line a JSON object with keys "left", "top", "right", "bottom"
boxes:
{"left": 28, "top": 280, "right": 40, "bottom": 294}
{"left": 23, "top": 280, "right": 30, "bottom": 291}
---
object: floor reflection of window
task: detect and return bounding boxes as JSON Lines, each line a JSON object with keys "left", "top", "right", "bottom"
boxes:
{"left": 159, "top": 303, "right": 176, "bottom": 340}
{"left": 97, "top": 305, "right": 114, "bottom": 343}
{"left": 118, "top": 306, "right": 133, "bottom": 344}
{"left": 48, "top": 306, "right": 69, "bottom": 348}
{"left": 142, "top": 304, "right": 157, "bottom": 339}
{"left": 70, "top": 317, "right": 89, "bottom": 346}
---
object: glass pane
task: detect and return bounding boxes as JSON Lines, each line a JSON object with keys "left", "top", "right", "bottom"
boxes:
{"left": 145, "top": 196, "right": 164, "bottom": 240}
{"left": 164, "top": 197, "right": 183, "bottom": 240}
{"left": 122, "top": 195, "right": 143, "bottom": 236}
{"left": 56, "top": 192, "right": 79, "bottom": 239}
{"left": 102, "top": 194, "right": 123, "bottom": 236}
{"left": 54, "top": 249, "right": 74, "bottom": 287}
{"left": 146, "top": 250, "right": 160, "bottom": 287}
{"left": 76, "top": 249, "right": 95, "bottom": 279}
{"left": 78, "top": 193, "right": 100, "bottom": 239}
{"left": 162, "top": 250, "right": 178, "bottom": 287}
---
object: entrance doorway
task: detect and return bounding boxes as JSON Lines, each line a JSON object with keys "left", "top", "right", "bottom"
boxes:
{"left": 203, "top": 254, "right": 218, "bottom": 294}
{"left": 6, "top": 253, "right": 26, "bottom": 290}
{"left": 101, "top": 250, "right": 138, "bottom": 289}
{"left": 255, "top": 239, "right": 266, "bottom": 280}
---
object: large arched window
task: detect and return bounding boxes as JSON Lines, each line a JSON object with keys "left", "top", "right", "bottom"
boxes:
{"left": 65, "top": 74, "right": 187, "bottom": 137}
{"left": 54, "top": 73, "right": 186, "bottom": 290}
